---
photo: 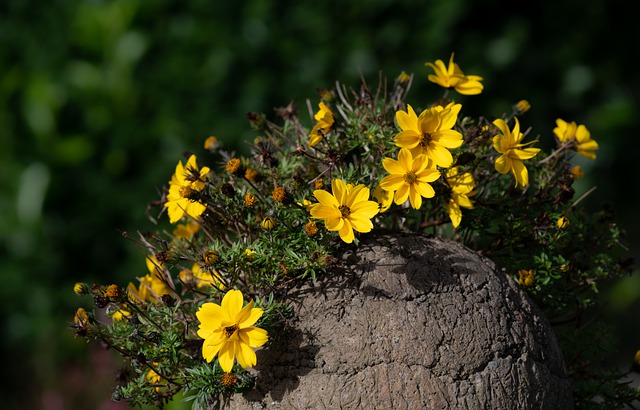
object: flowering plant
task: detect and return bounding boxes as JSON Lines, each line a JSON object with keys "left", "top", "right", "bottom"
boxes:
{"left": 72, "top": 54, "right": 637, "bottom": 408}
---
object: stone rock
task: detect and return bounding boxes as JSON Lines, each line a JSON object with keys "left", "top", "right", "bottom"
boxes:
{"left": 224, "top": 234, "right": 573, "bottom": 409}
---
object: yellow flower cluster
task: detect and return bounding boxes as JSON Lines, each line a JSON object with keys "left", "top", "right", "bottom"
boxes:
{"left": 164, "top": 155, "right": 210, "bottom": 224}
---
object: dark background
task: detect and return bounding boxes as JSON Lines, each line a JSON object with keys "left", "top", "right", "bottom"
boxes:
{"left": 1, "top": 0, "right": 638, "bottom": 408}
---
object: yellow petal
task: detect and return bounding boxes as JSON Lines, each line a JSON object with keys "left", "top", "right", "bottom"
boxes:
{"left": 238, "top": 307, "right": 264, "bottom": 329}
{"left": 494, "top": 155, "right": 510, "bottom": 175}
{"left": 511, "top": 159, "right": 529, "bottom": 187}
{"left": 439, "top": 104, "right": 461, "bottom": 129}
{"left": 414, "top": 181, "right": 435, "bottom": 199}
{"left": 427, "top": 144, "right": 453, "bottom": 168}
{"left": 512, "top": 147, "right": 540, "bottom": 160}
{"left": 338, "top": 220, "right": 355, "bottom": 243}
{"left": 492, "top": 118, "right": 510, "bottom": 137}
{"left": 380, "top": 175, "right": 405, "bottom": 192}
{"left": 394, "top": 130, "right": 421, "bottom": 149}
{"left": 217, "top": 340, "right": 236, "bottom": 373}
{"left": 408, "top": 186, "right": 423, "bottom": 209}
{"left": 202, "top": 334, "right": 225, "bottom": 362}
{"left": 324, "top": 215, "right": 344, "bottom": 231}
{"left": 382, "top": 157, "right": 406, "bottom": 176}
{"left": 196, "top": 302, "right": 225, "bottom": 328}
{"left": 416, "top": 167, "right": 440, "bottom": 183}
{"left": 236, "top": 342, "right": 257, "bottom": 369}
{"left": 331, "top": 179, "right": 348, "bottom": 205}
{"left": 244, "top": 326, "right": 269, "bottom": 348}
{"left": 434, "top": 129, "right": 463, "bottom": 148}
{"left": 394, "top": 184, "right": 410, "bottom": 205}
{"left": 222, "top": 289, "right": 244, "bottom": 317}
{"left": 447, "top": 202, "right": 462, "bottom": 228}
{"left": 350, "top": 200, "right": 380, "bottom": 219}
{"left": 349, "top": 215, "right": 374, "bottom": 233}
{"left": 310, "top": 203, "right": 339, "bottom": 220}
{"left": 313, "top": 189, "right": 339, "bottom": 208}
{"left": 396, "top": 105, "right": 419, "bottom": 133}
{"left": 346, "top": 185, "right": 370, "bottom": 209}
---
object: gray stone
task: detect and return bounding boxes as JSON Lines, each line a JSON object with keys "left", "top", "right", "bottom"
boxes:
{"left": 224, "top": 233, "right": 573, "bottom": 409}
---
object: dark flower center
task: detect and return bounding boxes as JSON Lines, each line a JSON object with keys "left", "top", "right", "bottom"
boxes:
{"left": 224, "top": 325, "right": 239, "bottom": 338}
{"left": 404, "top": 171, "right": 417, "bottom": 184}
{"left": 420, "top": 132, "right": 433, "bottom": 147}
{"left": 339, "top": 205, "right": 351, "bottom": 218}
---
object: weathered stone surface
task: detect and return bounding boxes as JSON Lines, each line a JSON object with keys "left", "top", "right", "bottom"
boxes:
{"left": 224, "top": 234, "right": 573, "bottom": 409}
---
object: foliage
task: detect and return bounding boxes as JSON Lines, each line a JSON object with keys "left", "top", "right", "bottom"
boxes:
{"left": 72, "top": 57, "right": 638, "bottom": 408}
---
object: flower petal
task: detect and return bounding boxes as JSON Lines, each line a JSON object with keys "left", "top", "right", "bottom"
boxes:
{"left": 394, "top": 184, "right": 410, "bottom": 205}
{"left": 338, "top": 219, "right": 355, "bottom": 243}
{"left": 221, "top": 289, "right": 244, "bottom": 317}
{"left": 408, "top": 186, "right": 423, "bottom": 209}
{"left": 313, "top": 189, "right": 339, "bottom": 208}
{"left": 217, "top": 340, "right": 237, "bottom": 373}
{"left": 244, "top": 326, "right": 269, "bottom": 348}
{"left": 394, "top": 130, "right": 421, "bottom": 149}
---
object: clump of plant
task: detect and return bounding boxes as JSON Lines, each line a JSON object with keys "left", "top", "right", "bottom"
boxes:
{"left": 71, "top": 53, "right": 638, "bottom": 409}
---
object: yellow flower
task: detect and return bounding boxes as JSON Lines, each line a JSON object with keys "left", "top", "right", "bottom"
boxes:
{"left": 372, "top": 184, "right": 393, "bottom": 213}
{"left": 445, "top": 167, "right": 477, "bottom": 228}
{"left": 164, "top": 155, "right": 210, "bottom": 224}
{"left": 244, "top": 193, "right": 258, "bottom": 208}
{"left": 557, "top": 216, "right": 570, "bottom": 229}
{"left": 127, "top": 256, "right": 173, "bottom": 303}
{"left": 244, "top": 168, "right": 259, "bottom": 182}
{"left": 173, "top": 222, "right": 200, "bottom": 239}
{"left": 518, "top": 269, "right": 535, "bottom": 287}
{"left": 492, "top": 117, "right": 540, "bottom": 188}
{"left": 112, "top": 309, "right": 131, "bottom": 321}
{"left": 244, "top": 249, "right": 257, "bottom": 260}
{"left": 74, "top": 307, "right": 89, "bottom": 327}
{"left": 225, "top": 158, "right": 243, "bottom": 175}
{"left": 380, "top": 148, "right": 440, "bottom": 210}
{"left": 73, "top": 282, "right": 89, "bottom": 295}
{"left": 260, "top": 216, "right": 276, "bottom": 230}
{"left": 146, "top": 363, "right": 163, "bottom": 391}
{"left": 553, "top": 119, "right": 599, "bottom": 160}
{"left": 196, "top": 289, "right": 269, "bottom": 373}
{"left": 190, "top": 263, "right": 224, "bottom": 290}
{"left": 309, "top": 101, "right": 334, "bottom": 147}
{"left": 424, "top": 53, "right": 484, "bottom": 95}
{"left": 570, "top": 165, "right": 584, "bottom": 179}
{"left": 396, "top": 71, "right": 412, "bottom": 83}
{"left": 304, "top": 220, "right": 319, "bottom": 237}
{"left": 310, "top": 179, "right": 379, "bottom": 243}
{"left": 394, "top": 103, "right": 463, "bottom": 168}
{"left": 203, "top": 249, "right": 220, "bottom": 266}
{"left": 514, "top": 100, "right": 531, "bottom": 114}
{"left": 298, "top": 199, "right": 317, "bottom": 213}
{"left": 204, "top": 136, "right": 220, "bottom": 151}
{"left": 271, "top": 186, "right": 288, "bottom": 203}
{"left": 220, "top": 372, "right": 239, "bottom": 388}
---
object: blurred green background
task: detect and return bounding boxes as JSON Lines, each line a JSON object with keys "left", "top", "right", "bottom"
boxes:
{"left": 1, "top": 0, "right": 638, "bottom": 408}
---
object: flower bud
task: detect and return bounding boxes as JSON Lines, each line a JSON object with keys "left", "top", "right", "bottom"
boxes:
{"left": 261, "top": 216, "right": 276, "bottom": 231}
{"left": 203, "top": 249, "right": 220, "bottom": 266}
{"left": 74, "top": 282, "right": 90, "bottom": 295}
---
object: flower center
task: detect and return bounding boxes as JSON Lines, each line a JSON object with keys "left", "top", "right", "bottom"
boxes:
{"left": 339, "top": 205, "right": 351, "bottom": 218}
{"left": 420, "top": 132, "right": 433, "bottom": 147}
{"left": 224, "top": 325, "right": 238, "bottom": 338}
{"left": 180, "top": 185, "right": 195, "bottom": 198}
{"left": 404, "top": 171, "right": 417, "bottom": 184}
